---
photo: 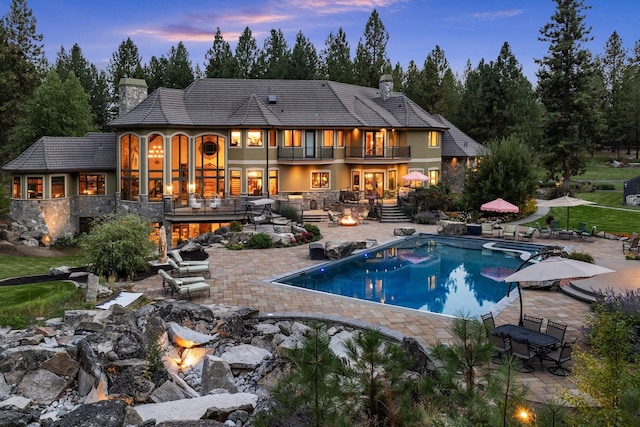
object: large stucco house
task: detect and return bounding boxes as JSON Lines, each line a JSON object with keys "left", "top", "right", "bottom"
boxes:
{"left": 3, "top": 76, "right": 482, "bottom": 246}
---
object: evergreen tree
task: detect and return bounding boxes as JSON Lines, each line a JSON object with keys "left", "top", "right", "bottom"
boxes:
{"left": 255, "top": 28, "right": 290, "bottom": 79}
{"left": 353, "top": 9, "right": 390, "bottom": 88}
{"left": 8, "top": 69, "right": 93, "bottom": 157}
{"left": 107, "top": 37, "right": 145, "bottom": 101}
{"left": 163, "top": 42, "right": 194, "bottom": 89}
{"left": 536, "top": 0, "right": 603, "bottom": 189}
{"left": 402, "top": 59, "right": 426, "bottom": 106}
{"left": 289, "top": 30, "right": 319, "bottom": 80}
{"left": 320, "top": 27, "right": 354, "bottom": 83}
{"left": 599, "top": 31, "right": 630, "bottom": 157}
{"left": 618, "top": 41, "right": 640, "bottom": 159}
{"left": 55, "top": 44, "right": 111, "bottom": 131}
{"left": 390, "top": 62, "right": 404, "bottom": 93}
{"left": 437, "top": 68, "right": 463, "bottom": 121}
{"left": 235, "top": 27, "right": 258, "bottom": 79}
{"left": 419, "top": 45, "right": 462, "bottom": 117}
{"left": 144, "top": 55, "right": 167, "bottom": 93}
{"left": 0, "top": 0, "right": 45, "bottom": 156}
{"left": 204, "top": 27, "right": 236, "bottom": 78}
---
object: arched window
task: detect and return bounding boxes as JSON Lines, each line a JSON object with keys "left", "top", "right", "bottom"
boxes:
{"left": 171, "top": 134, "right": 189, "bottom": 206}
{"left": 148, "top": 134, "right": 164, "bottom": 201}
{"left": 195, "top": 134, "right": 225, "bottom": 199}
{"left": 120, "top": 134, "right": 139, "bottom": 200}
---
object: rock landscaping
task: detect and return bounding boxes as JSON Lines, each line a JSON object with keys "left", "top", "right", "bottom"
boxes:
{"left": 0, "top": 300, "right": 431, "bottom": 426}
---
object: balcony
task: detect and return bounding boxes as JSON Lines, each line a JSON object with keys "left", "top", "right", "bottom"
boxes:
{"left": 345, "top": 146, "right": 411, "bottom": 164}
{"left": 277, "top": 147, "right": 335, "bottom": 164}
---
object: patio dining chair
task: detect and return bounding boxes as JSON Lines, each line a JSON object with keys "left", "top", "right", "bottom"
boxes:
{"left": 510, "top": 338, "right": 537, "bottom": 372}
{"left": 489, "top": 333, "right": 511, "bottom": 364}
{"left": 535, "top": 222, "right": 552, "bottom": 238}
{"left": 545, "top": 341, "right": 574, "bottom": 376}
{"left": 518, "top": 227, "right": 536, "bottom": 241}
{"left": 522, "top": 314, "right": 543, "bottom": 332}
{"left": 545, "top": 319, "right": 567, "bottom": 349}
{"left": 481, "top": 312, "right": 496, "bottom": 333}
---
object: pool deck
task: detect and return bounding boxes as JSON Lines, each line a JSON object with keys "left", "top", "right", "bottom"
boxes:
{"left": 132, "top": 220, "right": 639, "bottom": 404}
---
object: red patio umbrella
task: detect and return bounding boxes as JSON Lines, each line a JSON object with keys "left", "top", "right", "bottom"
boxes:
{"left": 480, "top": 198, "right": 519, "bottom": 213}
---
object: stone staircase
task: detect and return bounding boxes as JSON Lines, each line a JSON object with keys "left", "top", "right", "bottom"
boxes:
{"left": 380, "top": 203, "right": 411, "bottom": 223}
{"left": 302, "top": 210, "right": 330, "bottom": 223}
{"left": 560, "top": 282, "right": 598, "bottom": 303}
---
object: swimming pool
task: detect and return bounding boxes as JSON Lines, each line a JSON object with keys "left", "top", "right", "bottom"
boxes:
{"left": 271, "top": 234, "right": 548, "bottom": 318}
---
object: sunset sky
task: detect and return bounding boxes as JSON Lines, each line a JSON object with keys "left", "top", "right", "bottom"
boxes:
{"left": 23, "top": 0, "right": 640, "bottom": 84}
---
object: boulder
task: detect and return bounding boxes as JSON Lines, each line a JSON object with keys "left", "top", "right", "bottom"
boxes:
{"left": 200, "top": 355, "right": 237, "bottom": 394}
{"left": 394, "top": 226, "right": 416, "bottom": 236}
{"left": 324, "top": 241, "right": 360, "bottom": 260}
{"left": 220, "top": 344, "right": 272, "bottom": 370}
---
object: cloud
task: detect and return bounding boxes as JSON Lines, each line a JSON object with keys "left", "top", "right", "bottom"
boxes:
{"left": 446, "top": 9, "right": 523, "bottom": 23}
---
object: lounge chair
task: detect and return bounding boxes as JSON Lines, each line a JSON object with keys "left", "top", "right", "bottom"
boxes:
{"left": 518, "top": 227, "right": 536, "bottom": 241}
{"left": 535, "top": 222, "right": 551, "bottom": 238}
{"left": 327, "top": 211, "right": 339, "bottom": 227}
{"left": 503, "top": 224, "right": 517, "bottom": 239}
{"left": 167, "top": 258, "right": 210, "bottom": 278}
{"left": 481, "top": 223, "right": 494, "bottom": 237}
{"left": 189, "top": 197, "right": 202, "bottom": 212}
{"left": 573, "top": 222, "right": 588, "bottom": 235}
{"left": 158, "top": 269, "right": 211, "bottom": 300}
{"left": 549, "top": 220, "right": 564, "bottom": 237}
{"left": 158, "top": 268, "right": 207, "bottom": 295}
{"left": 168, "top": 249, "right": 209, "bottom": 266}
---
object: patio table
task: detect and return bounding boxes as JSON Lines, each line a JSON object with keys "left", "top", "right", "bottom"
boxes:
{"left": 494, "top": 324, "right": 559, "bottom": 370}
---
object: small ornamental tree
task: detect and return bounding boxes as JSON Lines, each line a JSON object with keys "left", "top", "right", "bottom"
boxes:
{"left": 81, "top": 213, "right": 155, "bottom": 280}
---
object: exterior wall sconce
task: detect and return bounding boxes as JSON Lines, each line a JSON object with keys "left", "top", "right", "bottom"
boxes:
{"left": 188, "top": 183, "right": 195, "bottom": 193}
{"left": 165, "top": 184, "right": 173, "bottom": 195}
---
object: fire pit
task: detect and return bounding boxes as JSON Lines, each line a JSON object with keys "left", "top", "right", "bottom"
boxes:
{"left": 338, "top": 208, "right": 358, "bottom": 226}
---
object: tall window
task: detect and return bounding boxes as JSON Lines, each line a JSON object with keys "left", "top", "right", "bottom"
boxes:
{"left": 247, "top": 129, "right": 263, "bottom": 147}
{"left": 284, "top": 130, "right": 301, "bottom": 147}
{"left": 268, "top": 129, "right": 277, "bottom": 147}
{"left": 337, "top": 130, "right": 345, "bottom": 148}
{"left": 27, "top": 177, "right": 43, "bottom": 199}
{"left": 323, "top": 130, "right": 334, "bottom": 147}
{"left": 79, "top": 174, "right": 105, "bottom": 195}
{"left": 148, "top": 134, "right": 164, "bottom": 201}
{"left": 311, "top": 171, "right": 329, "bottom": 189}
{"left": 120, "top": 134, "right": 139, "bottom": 200}
{"left": 269, "top": 170, "right": 279, "bottom": 195}
{"left": 230, "top": 170, "right": 241, "bottom": 196}
{"left": 388, "top": 130, "right": 397, "bottom": 147}
{"left": 428, "top": 131, "right": 440, "bottom": 147}
{"left": 428, "top": 169, "right": 440, "bottom": 184}
{"left": 365, "top": 130, "right": 384, "bottom": 156}
{"left": 171, "top": 134, "right": 189, "bottom": 205}
{"left": 196, "top": 134, "right": 225, "bottom": 198}
{"left": 247, "top": 170, "right": 263, "bottom": 196}
{"left": 12, "top": 177, "right": 21, "bottom": 198}
{"left": 230, "top": 130, "right": 241, "bottom": 147}
{"left": 51, "top": 176, "right": 65, "bottom": 198}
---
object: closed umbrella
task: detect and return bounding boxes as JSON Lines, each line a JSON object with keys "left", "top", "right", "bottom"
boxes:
{"left": 537, "top": 196, "right": 595, "bottom": 230}
{"left": 502, "top": 256, "right": 614, "bottom": 283}
{"left": 480, "top": 198, "right": 519, "bottom": 213}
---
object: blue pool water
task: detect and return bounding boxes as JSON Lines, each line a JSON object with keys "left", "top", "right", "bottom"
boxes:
{"left": 273, "top": 234, "right": 547, "bottom": 317}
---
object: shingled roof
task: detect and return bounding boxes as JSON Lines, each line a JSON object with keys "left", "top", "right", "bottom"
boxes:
{"left": 109, "top": 78, "right": 448, "bottom": 130}
{"left": 3, "top": 132, "right": 116, "bottom": 173}
{"left": 434, "top": 114, "right": 486, "bottom": 158}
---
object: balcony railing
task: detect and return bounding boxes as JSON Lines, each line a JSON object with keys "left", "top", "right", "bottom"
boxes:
{"left": 346, "top": 146, "right": 411, "bottom": 159}
{"left": 277, "top": 147, "right": 335, "bottom": 160}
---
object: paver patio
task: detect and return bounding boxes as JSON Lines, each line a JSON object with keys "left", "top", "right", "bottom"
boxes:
{"left": 133, "top": 219, "right": 639, "bottom": 404}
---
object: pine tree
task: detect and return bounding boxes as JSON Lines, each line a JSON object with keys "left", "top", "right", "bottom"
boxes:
{"left": 255, "top": 29, "right": 290, "bottom": 79}
{"left": 107, "top": 37, "right": 145, "bottom": 108}
{"left": 289, "top": 30, "right": 319, "bottom": 80}
{"left": 164, "top": 42, "right": 194, "bottom": 89}
{"left": 235, "top": 27, "right": 258, "bottom": 79}
{"left": 536, "top": 0, "right": 603, "bottom": 189}
{"left": 320, "top": 27, "right": 354, "bottom": 83}
{"left": 204, "top": 28, "right": 236, "bottom": 78}
{"left": 353, "top": 9, "right": 390, "bottom": 88}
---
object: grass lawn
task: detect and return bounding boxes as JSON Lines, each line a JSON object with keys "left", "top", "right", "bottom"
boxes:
{"left": 0, "top": 281, "right": 88, "bottom": 328}
{"left": 0, "top": 254, "right": 86, "bottom": 280}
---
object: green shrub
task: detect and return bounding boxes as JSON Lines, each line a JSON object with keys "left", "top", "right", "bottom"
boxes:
{"left": 230, "top": 221, "right": 243, "bottom": 232}
{"left": 278, "top": 205, "right": 301, "bottom": 223}
{"left": 303, "top": 223, "right": 321, "bottom": 240}
{"left": 567, "top": 252, "right": 594, "bottom": 263}
{"left": 52, "top": 235, "right": 80, "bottom": 249}
{"left": 414, "top": 211, "right": 438, "bottom": 224}
{"left": 247, "top": 232, "right": 272, "bottom": 249}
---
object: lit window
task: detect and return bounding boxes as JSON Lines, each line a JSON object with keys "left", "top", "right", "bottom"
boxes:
{"left": 337, "top": 130, "right": 345, "bottom": 147}
{"left": 247, "top": 170, "right": 263, "bottom": 196}
{"left": 311, "top": 171, "right": 330, "bottom": 189}
{"left": 428, "top": 132, "right": 440, "bottom": 148}
{"left": 230, "top": 170, "right": 241, "bottom": 196}
{"left": 268, "top": 129, "right": 276, "bottom": 147}
{"left": 269, "top": 170, "right": 279, "bottom": 195}
{"left": 247, "top": 130, "right": 263, "bottom": 147}
{"left": 323, "top": 130, "right": 334, "bottom": 147}
{"left": 27, "top": 177, "right": 43, "bottom": 199}
{"left": 284, "top": 130, "right": 301, "bottom": 147}
{"left": 51, "top": 176, "right": 65, "bottom": 198}
{"left": 79, "top": 174, "right": 106, "bottom": 195}
{"left": 230, "top": 130, "right": 241, "bottom": 147}
{"left": 120, "top": 134, "right": 139, "bottom": 201}
{"left": 12, "top": 177, "right": 21, "bottom": 198}
{"left": 428, "top": 169, "right": 440, "bottom": 184}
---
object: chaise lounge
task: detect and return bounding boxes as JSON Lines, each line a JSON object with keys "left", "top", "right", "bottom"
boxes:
{"left": 158, "top": 269, "right": 211, "bottom": 300}
{"left": 168, "top": 250, "right": 209, "bottom": 266}
{"left": 167, "top": 258, "right": 210, "bottom": 278}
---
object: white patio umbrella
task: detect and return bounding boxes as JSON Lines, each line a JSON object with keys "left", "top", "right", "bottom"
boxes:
{"left": 502, "top": 256, "right": 614, "bottom": 283}
{"left": 401, "top": 171, "right": 430, "bottom": 187}
{"left": 537, "top": 195, "right": 595, "bottom": 230}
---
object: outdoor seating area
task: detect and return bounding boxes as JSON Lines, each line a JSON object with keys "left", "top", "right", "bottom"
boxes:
{"left": 483, "top": 311, "right": 572, "bottom": 375}
{"left": 157, "top": 269, "right": 211, "bottom": 300}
